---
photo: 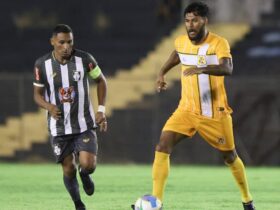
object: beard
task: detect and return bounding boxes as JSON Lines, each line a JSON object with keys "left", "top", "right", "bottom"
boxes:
{"left": 187, "top": 24, "right": 206, "bottom": 42}
{"left": 61, "top": 50, "right": 73, "bottom": 59}
{"left": 61, "top": 54, "right": 71, "bottom": 59}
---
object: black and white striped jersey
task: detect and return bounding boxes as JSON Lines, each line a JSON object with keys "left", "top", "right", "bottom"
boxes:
{"left": 33, "top": 49, "right": 98, "bottom": 137}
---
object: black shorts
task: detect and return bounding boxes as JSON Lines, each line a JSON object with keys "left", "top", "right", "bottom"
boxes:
{"left": 50, "top": 129, "right": 98, "bottom": 163}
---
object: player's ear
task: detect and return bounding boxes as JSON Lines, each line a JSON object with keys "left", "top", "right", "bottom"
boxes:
{"left": 50, "top": 36, "right": 54, "bottom": 46}
{"left": 205, "top": 17, "right": 208, "bottom": 24}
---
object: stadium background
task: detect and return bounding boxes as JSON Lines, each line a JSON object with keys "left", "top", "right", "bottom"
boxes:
{"left": 0, "top": 0, "right": 279, "bottom": 166}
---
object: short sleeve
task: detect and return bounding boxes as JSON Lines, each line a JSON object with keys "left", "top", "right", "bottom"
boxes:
{"left": 216, "top": 38, "right": 232, "bottom": 59}
{"left": 85, "top": 53, "right": 98, "bottom": 72}
{"left": 33, "top": 59, "right": 45, "bottom": 87}
{"left": 174, "top": 37, "right": 179, "bottom": 51}
{"left": 174, "top": 35, "right": 185, "bottom": 52}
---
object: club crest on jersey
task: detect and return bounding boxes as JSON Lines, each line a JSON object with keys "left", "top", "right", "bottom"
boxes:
{"left": 197, "top": 55, "right": 207, "bottom": 67}
{"left": 72, "top": 70, "right": 81, "bottom": 81}
{"left": 53, "top": 144, "right": 61, "bottom": 156}
{"left": 58, "top": 86, "right": 75, "bottom": 103}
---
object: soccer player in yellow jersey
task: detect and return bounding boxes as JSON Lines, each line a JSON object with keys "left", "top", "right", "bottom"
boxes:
{"left": 152, "top": 2, "right": 256, "bottom": 210}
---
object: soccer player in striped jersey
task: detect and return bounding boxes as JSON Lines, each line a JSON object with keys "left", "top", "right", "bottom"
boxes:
{"left": 33, "top": 24, "right": 107, "bottom": 210}
{"left": 151, "top": 2, "right": 256, "bottom": 210}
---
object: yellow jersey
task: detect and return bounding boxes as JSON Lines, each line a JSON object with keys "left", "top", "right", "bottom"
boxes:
{"left": 174, "top": 32, "right": 233, "bottom": 118}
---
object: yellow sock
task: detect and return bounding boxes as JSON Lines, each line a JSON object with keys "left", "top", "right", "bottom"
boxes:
{"left": 152, "top": 151, "right": 170, "bottom": 201}
{"left": 227, "top": 156, "right": 253, "bottom": 203}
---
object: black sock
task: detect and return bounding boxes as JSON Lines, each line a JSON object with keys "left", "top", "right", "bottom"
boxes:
{"left": 63, "top": 175, "right": 81, "bottom": 202}
{"left": 79, "top": 166, "right": 94, "bottom": 176}
{"left": 74, "top": 200, "right": 85, "bottom": 208}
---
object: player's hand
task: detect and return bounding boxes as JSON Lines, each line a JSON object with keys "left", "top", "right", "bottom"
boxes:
{"left": 156, "top": 75, "right": 167, "bottom": 92}
{"left": 47, "top": 104, "right": 61, "bottom": 120}
{"left": 95, "top": 112, "right": 107, "bottom": 132}
{"left": 183, "top": 67, "right": 204, "bottom": 76}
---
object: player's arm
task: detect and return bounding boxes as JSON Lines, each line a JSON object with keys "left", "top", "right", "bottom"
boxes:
{"left": 157, "top": 50, "right": 180, "bottom": 92}
{"left": 94, "top": 73, "right": 107, "bottom": 132}
{"left": 33, "top": 86, "right": 61, "bottom": 120}
{"left": 88, "top": 61, "right": 107, "bottom": 132}
{"left": 183, "top": 57, "right": 233, "bottom": 76}
{"left": 33, "top": 62, "right": 61, "bottom": 120}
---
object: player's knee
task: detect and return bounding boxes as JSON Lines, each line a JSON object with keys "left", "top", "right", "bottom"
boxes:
{"left": 79, "top": 154, "right": 97, "bottom": 173}
{"left": 222, "top": 150, "right": 237, "bottom": 164}
{"left": 156, "top": 142, "right": 172, "bottom": 153}
{"left": 156, "top": 131, "right": 177, "bottom": 153}
{"left": 80, "top": 162, "right": 96, "bottom": 174}
{"left": 86, "top": 165, "right": 96, "bottom": 174}
{"left": 62, "top": 164, "right": 76, "bottom": 177}
{"left": 80, "top": 165, "right": 96, "bottom": 175}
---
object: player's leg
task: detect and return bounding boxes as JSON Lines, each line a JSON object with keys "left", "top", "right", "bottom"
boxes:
{"left": 78, "top": 151, "right": 97, "bottom": 196}
{"left": 62, "top": 153, "right": 85, "bottom": 210}
{"left": 76, "top": 129, "right": 98, "bottom": 196}
{"left": 152, "top": 131, "right": 186, "bottom": 201}
{"left": 152, "top": 110, "right": 196, "bottom": 201}
{"left": 50, "top": 135, "right": 85, "bottom": 210}
{"left": 221, "top": 150, "right": 255, "bottom": 210}
{"left": 198, "top": 114, "right": 255, "bottom": 209}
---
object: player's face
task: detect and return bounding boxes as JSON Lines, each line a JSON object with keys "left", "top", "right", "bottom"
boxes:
{"left": 51, "top": 32, "right": 74, "bottom": 59}
{"left": 185, "top": 13, "right": 207, "bottom": 42}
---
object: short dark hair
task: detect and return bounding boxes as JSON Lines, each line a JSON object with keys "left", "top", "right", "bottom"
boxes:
{"left": 183, "top": 1, "right": 209, "bottom": 18}
{"left": 52, "top": 24, "right": 73, "bottom": 36}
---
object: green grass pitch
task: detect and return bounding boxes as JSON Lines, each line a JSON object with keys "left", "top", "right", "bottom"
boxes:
{"left": 0, "top": 163, "right": 279, "bottom": 210}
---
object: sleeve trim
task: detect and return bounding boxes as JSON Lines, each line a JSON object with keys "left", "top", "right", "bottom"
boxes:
{"left": 33, "top": 82, "right": 44, "bottom": 87}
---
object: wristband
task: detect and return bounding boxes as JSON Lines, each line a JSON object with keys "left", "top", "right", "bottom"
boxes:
{"left": 98, "top": 105, "right": 106, "bottom": 113}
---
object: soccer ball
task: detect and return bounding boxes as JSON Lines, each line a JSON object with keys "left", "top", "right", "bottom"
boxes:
{"left": 134, "top": 195, "right": 162, "bottom": 210}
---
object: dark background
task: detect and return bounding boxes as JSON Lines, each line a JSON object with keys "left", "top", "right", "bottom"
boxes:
{"left": 0, "top": 0, "right": 280, "bottom": 166}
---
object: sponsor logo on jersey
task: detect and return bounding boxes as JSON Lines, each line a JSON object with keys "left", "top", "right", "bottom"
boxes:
{"left": 88, "top": 63, "right": 94, "bottom": 70}
{"left": 83, "top": 138, "right": 90, "bottom": 143}
{"left": 217, "top": 137, "right": 226, "bottom": 144}
{"left": 216, "top": 107, "right": 225, "bottom": 111}
{"left": 58, "top": 86, "right": 75, "bottom": 103}
{"left": 35, "top": 67, "right": 40, "bottom": 81}
{"left": 51, "top": 72, "right": 57, "bottom": 78}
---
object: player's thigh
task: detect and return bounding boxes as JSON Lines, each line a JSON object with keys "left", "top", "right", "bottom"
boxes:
{"left": 156, "top": 131, "right": 187, "bottom": 153}
{"left": 50, "top": 135, "right": 75, "bottom": 163}
{"left": 198, "top": 114, "right": 235, "bottom": 151}
{"left": 75, "top": 129, "right": 98, "bottom": 168}
{"left": 61, "top": 153, "right": 76, "bottom": 176}
{"left": 162, "top": 110, "right": 196, "bottom": 138}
